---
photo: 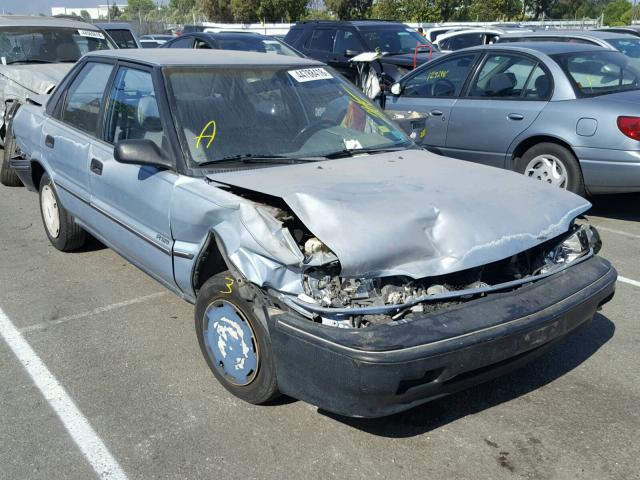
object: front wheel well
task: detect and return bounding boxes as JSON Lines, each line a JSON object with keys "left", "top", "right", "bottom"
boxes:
{"left": 192, "top": 235, "right": 228, "bottom": 294}
{"left": 511, "top": 136, "right": 578, "bottom": 169}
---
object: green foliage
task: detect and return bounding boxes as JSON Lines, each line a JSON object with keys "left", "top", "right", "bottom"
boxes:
{"left": 197, "top": 0, "right": 234, "bottom": 21}
{"left": 325, "top": 0, "right": 373, "bottom": 19}
{"left": 109, "top": 4, "right": 122, "bottom": 19}
{"left": 127, "top": 0, "right": 157, "bottom": 15}
{"left": 231, "top": 0, "right": 260, "bottom": 22}
{"left": 469, "top": 0, "right": 522, "bottom": 21}
{"left": 79, "top": 9, "right": 92, "bottom": 21}
{"left": 603, "top": 0, "right": 632, "bottom": 25}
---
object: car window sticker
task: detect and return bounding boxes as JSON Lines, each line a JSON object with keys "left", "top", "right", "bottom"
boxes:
{"left": 77, "top": 29, "right": 105, "bottom": 40}
{"left": 196, "top": 120, "right": 217, "bottom": 149}
{"left": 288, "top": 67, "right": 333, "bottom": 83}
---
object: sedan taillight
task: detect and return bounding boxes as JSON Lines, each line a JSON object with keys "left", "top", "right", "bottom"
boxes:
{"left": 617, "top": 116, "right": 640, "bottom": 140}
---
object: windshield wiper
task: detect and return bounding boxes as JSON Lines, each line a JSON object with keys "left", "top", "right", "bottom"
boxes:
{"left": 323, "top": 146, "right": 408, "bottom": 159}
{"left": 198, "top": 154, "right": 314, "bottom": 167}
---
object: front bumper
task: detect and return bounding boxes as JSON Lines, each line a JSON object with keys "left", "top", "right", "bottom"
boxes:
{"left": 268, "top": 256, "right": 616, "bottom": 418}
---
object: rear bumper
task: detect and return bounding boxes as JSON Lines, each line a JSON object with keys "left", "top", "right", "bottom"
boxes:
{"left": 269, "top": 256, "right": 616, "bottom": 418}
{"left": 575, "top": 147, "right": 640, "bottom": 193}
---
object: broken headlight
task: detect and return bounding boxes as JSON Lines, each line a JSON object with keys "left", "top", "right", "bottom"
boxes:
{"left": 541, "top": 224, "right": 601, "bottom": 273}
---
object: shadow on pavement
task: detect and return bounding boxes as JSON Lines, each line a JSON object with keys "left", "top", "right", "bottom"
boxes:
{"left": 321, "top": 313, "right": 614, "bottom": 438}
{"left": 588, "top": 193, "right": 640, "bottom": 222}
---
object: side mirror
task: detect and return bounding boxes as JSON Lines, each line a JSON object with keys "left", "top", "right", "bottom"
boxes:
{"left": 390, "top": 82, "right": 403, "bottom": 95}
{"left": 114, "top": 139, "right": 173, "bottom": 170}
{"left": 345, "top": 49, "right": 359, "bottom": 58}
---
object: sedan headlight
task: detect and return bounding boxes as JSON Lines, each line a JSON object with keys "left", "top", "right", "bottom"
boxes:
{"left": 541, "top": 224, "right": 601, "bottom": 273}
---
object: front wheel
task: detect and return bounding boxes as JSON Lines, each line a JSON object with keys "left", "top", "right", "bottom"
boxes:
{"left": 38, "top": 173, "right": 86, "bottom": 251}
{"left": 515, "top": 142, "right": 585, "bottom": 196}
{"left": 195, "top": 272, "right": 280, "bottom": 404}
{"left": 0, "top": 129, "right": 23, "bottom": 187}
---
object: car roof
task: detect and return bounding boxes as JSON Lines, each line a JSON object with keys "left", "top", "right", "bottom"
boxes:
{"left": 190, "top": 31, "right": 273, "bottom": 39}
{"left": 464, "top": 41, "right": 609, "bottom": 55}
{"left": 436, "top": 28, "right": 504, "bottom": 41}
{"left": 86, "top": 48, "right": 322, "bottom": 66}
{"left": 500, "top": 30, "right": 634, "bottom": 40}
{"left": 0, "top": 15, "right": 100, "bottom": 29}
{"left": 294, "top": 20, "right": 408, "bottom": 28}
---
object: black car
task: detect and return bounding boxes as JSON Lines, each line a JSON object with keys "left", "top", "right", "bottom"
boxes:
{"left": 284, "top": 20, "right": 441, "bottom": 84}
{"left": 162, "top": 31, "right": 303, "bottom": 57}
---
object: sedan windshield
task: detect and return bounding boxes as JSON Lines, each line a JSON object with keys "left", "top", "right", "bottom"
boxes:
{"left": 165, "top": 66, "right": 411, "bottom": 165}
{"left": 0, "top": 26, "right": 113, "bottom": 64}
{"left": 360, "top": 27, "right": 433, "bottom": 54}
{"left": 552, "top": 50, "right": 640, "bottom": 97}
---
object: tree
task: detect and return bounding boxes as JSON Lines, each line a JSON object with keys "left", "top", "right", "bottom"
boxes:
{"left": 325, "top": 0, "right": 373, "bottom": 19}
{"left": 126, "top": 0, "right": 157, "bottom": 17}
{"left": 470, "top": 0, "right": 522, "bottom": 20}
{"left": 231, "top": 0, "right": 260, "bottom": 22}
{"left": 80, "top": 9, "right": 92, "bottom": 21}
{"left": 109, "top": 4, "right": 122, "bottom": 19}
{"left": 603, "top": 0, "right": 631, "bottom": 25}
{"left": 198, "top": 0, "right": 234, "bottom": 21}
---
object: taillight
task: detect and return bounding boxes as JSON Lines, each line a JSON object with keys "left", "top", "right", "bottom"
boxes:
{"left": 617, "top": 116, "right": 640, "bottom": 140}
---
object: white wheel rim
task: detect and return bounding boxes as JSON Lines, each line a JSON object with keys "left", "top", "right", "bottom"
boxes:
{"left": 524, "top": 154, "right": 569, "bottom": 189}
{"left": 41, "top": 185, "right": 60, "bottom": 238}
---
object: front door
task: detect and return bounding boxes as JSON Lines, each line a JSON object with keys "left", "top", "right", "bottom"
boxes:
{"left": 385, "top": 53, "right": 478, "bottom": 149}
{"left": 445, "top": 53, "right": 550, "bottom": 168}
{"left": 89, "top": 64, "right": 178, "bottom": 290}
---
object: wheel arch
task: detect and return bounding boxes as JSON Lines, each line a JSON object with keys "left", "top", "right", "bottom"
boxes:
{"left": 30, "top": 160, "right": 46, "bottom": 192}
{"left": 191, "top": 232, "right": 229, "bottom": 296}
{"left": 509, "top": 135, "right": 579, "bottom": 170}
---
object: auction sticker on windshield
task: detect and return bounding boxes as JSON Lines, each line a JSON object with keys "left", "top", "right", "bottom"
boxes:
{"left": 77, "top": 29, "right": 105, "bottom": 39}
{"left": 288, "top": 68, "right": 333, "bottom": 82}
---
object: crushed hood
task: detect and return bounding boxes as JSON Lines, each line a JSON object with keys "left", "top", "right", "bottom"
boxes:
{"left": 0, "top": 64, "right": 73, "bottom": 95}
{"left": 208, "top": 150, "right": 590, "bottom": 279}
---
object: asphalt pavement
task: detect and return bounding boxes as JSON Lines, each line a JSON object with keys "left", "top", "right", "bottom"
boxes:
{"left": 1, "top": 184, "right": 638, "bottom": 480}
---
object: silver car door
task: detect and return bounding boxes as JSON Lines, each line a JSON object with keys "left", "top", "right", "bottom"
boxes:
{"left": 385, "top": 53, "right": 478, "bottom": 149}
{"left": 89, "top": 64, "right": 178, "bottom": 291}
{"left": 445, "top": 53, "right": 549, "bottom": 168}
{"left": 43, "top": 61, "right": 114, "bottom": 219}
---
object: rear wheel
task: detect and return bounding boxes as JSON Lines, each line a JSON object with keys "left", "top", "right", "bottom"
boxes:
{"left": 1, "top": 129, "right": 23, "bottom": 187}
{"left": 38, "top": 173, "right": 86, "bottom": 251}
{"left": 195, "top": 272, "right": 280, "bottom": 404}
{"left": 516, "top": 142, "right": 584, "bottom": 196}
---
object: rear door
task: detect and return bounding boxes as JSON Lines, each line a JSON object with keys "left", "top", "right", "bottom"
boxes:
{"left": 330, "top": 28, "right": 364, "bottom": 80}
{"left": 89, "top": 63, "right": 178, "bottom": 289}
{"left": 444, "top": 52, "right": 551, "bottom": 168}
{"left": 385, "top": 53, "right": 479, "bottom": 149}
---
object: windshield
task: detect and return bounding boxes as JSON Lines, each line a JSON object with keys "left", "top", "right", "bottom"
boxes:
{"left": 0, "top": 26, "right": 112, "bottom": 65}
{"left": 552, "top": 50, "right": 640, "bottom": 97}
{"left": 215, "top": 36, "right": 301, "bottom": 57}
{"left": 606, "top": 37, "right": 640, "bottom": 58}
{"left": 165, "top": 65, "right": 411, "bottom": 165}
{"left": 360, "top": 27, "right": 434, "bottom": 54}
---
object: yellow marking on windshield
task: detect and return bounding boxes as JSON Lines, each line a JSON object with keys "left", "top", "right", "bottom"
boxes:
{"left": 195, "top": 120, "right": 217, "bottom": 149}
{"left": 339, "top": 85, "right": 386, "bottom": 121}
{"left": 427, "top": 70, "right": 449, "bottom": 81}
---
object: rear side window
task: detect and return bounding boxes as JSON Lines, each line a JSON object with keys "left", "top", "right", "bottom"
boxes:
{"left": 284, "top": 28, "right": 303, "bottom": 45}
{"left": 168, "top": 36, "right": 193, "bottom": 48}
{"left": 61, "top": 62, "right": 113, "bottom": 134}
{"left": 334, "top": 29, "right": 364, "bottom": 53}
{"left": 440, "top": 32, "right": 484, "bottom": 51}
{"left": 469, "top": 53, "right": 538, "bottom": 98}
{"left": 305, "top": 28, "right": 336, "bottom": 51}
{"left": 402, "top": 54, "right": 476, "bottom": 98}
{"left": 106, "top": 29, "right": 137, "bottom": 48}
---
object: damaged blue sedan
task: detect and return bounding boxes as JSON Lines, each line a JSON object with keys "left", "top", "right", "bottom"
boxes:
{"left": 11, "top": 49, "right": 616, "bottom": 417}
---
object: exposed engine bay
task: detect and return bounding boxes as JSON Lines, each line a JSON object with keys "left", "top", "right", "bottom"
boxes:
{"left": 226, "top": 185, "right": 601, "bottom": 329}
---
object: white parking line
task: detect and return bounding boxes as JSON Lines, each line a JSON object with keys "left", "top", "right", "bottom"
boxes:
{"left": 0, "top": 307, "right": 129, "bottom": 480}
{"left": 596, "top": 225, "right": 640, "bottom": 240}
{"left": 20, "top": 292, "right": 167, "bottom": 333}
{"left": 619, "top": 276, "right": 640, "bottom": 288}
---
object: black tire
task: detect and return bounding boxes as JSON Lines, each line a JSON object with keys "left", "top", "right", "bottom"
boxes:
{"left": 195, "top": 272, "right": 280, "bottom": 404}
{"left": 515, "top": 142, "right": 585, "bottom": 196}
{"left": 1, "top": 129, "right": 23, "bottom": 187}
{"left": 38, "top": 173, "right": 86, "bottom": 251}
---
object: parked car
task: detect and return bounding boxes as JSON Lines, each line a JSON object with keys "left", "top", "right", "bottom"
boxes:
{"left": 11, "top": 49, "right": 615, "bottom": 418}
{"left": 385, "top": 42, "right": 640, "bottom": 195}
{"left": 284, "top": 20, "right": 441, "bottom": 84}
{"left": 162, "top": 31, "right": 302, "bottom": 57}
{"left": 95, "top": 22, "right": 141, "bottom": 49}
{"left": 594, "top": 26, "right": 640, "bottom": 37}
{"left": 139, "top": 34, "right": 174, "bottom": 48}
{"left": 424, "top": 25, "right": 474, "bottom": 43}
{"left": 0, "top": 15, "right": 115, "bottom": 186}
{"left": 498, "top": 30, "right": 640, "bottom": 62}
{"left": 433, "top": 27, "right": 504, "bottom": 52}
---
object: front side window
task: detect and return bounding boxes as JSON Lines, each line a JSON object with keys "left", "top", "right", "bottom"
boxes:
{"left": 106, "top": 29, "right": 137, "bottom": 49}
{"left": 165, "top": 66, "right": 410, "bottom": 165}
{"left": 168, "top": 36, "right": 193, "bottom": 48}
{"left": 0, "top": 26, "right": 113, "bottom": 64}
{"left": 306, "top": 29, "right": 336, "bottom": 51}
{"left": 552, "top": 50, "right": 640, "bottom": 97}
{"left": 440, "top": 33, "right": 484, "bottom": 51}
{"left": 334, "top": 30, "right": 364, "bottom": 53}
{"left": 469, "top": 54, "right": 538, "bottom": 98}
{"left": 61, "top": 62, "right": 113, "bottom": 134}
{"left": 402, "top": 54, "right": 476, "bottom": 98}
{"left": 104, "top": 67, "right": 165, "bottom": 149}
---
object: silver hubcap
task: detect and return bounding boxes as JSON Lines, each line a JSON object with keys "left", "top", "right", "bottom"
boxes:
{"left": 41, "top": 184, "right": 60, "bottom": 238}
{"left": 524, "top": 154, "right": 569, "bottom": 189}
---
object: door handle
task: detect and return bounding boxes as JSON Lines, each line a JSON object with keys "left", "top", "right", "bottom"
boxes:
{"left": 45, "top": 135, "right": 55, "bottom": 148}
{"left": 430, "top": 109, "right": 443, "bottom": 116}
{"left": 508, "top": 113, "right": 524, "bottom": 121}
{"left": 90, "top": 158, "right": 103, "bottom": 176}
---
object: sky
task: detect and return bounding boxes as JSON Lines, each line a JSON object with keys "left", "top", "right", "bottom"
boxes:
{"left": 1, "top": 1, "right": 132, "bottom": 15}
